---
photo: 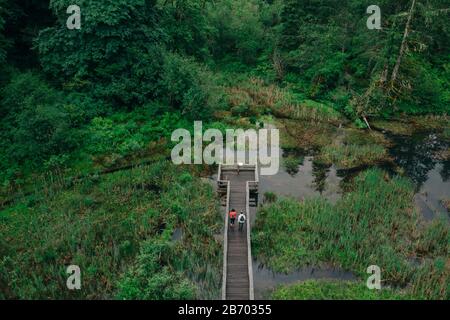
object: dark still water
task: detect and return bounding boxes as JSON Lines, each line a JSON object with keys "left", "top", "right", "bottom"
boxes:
{"left": 252, "top": 260, "right": 356, "bottom": 300}
{"left": 258, "top": 130, "right": 449, "bottom": 220}
{"left": 260, "top": 155, "right": 343, "bottom": 204}
{"left": 386, "top": 131, "right": 449, "bottom": 221}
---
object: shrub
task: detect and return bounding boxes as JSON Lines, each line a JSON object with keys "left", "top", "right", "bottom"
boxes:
{"left": 283, "top": 156, "right": 303, "bottom": 175}
{"left": 263, "top": 192, "right": 277, "bottom": 204}
{"left": 116, "top": 240, "right": 196, "bottom": 300}
{"left": 0, "top": 72, "right": 80, "bottom": 170}
{"left": 38, "top": 0, "right": 165, "bottom": 107}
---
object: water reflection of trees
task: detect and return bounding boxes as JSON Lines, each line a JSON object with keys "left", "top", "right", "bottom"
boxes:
{"left": 282, "top": 148, "right": 304, "bottom": 177}
{"left": 312, "top": 161, "right": 331, "bottom": 194}
{"left": 440, "top": 159, "right": 450, "bottom": 182}
{"left": 388, "top": 132, "right": 448, "bottom": 189}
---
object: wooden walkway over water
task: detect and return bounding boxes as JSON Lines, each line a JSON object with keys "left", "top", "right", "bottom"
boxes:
{"left": 218, "top": 164, "right": 258, "bottom": 300}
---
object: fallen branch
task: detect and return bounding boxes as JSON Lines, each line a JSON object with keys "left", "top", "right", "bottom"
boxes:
{"left": 363, "top": 116, "right": 372, "bottom": 130}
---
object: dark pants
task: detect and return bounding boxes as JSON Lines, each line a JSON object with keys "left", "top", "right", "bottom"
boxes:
{"left": 239, "top": 222, "right": 244, "bottom": 231}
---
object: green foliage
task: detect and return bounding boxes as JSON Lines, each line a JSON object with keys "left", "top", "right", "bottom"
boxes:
{"left": 36, "top": 0, "right": 221, "bottom": 119}
{"left": 158, "top": 0, "right": 212, "bottom": 60}
{"left": 0, "top": 0, "right": 7, "bottom": 65}
{"left": 263, "top": 192, "right": 277, "bottom": 204}
{"left": 277, "top": 0, "right": 450, "bottom": 116}
{"left": 159, "top": 52, "right": 216, "bottom": 120}
{"left": 283, "top": 156, "right": 302, "bottom": 175}
{"left": 0, "top": 0, "right": 54, "bottom": 68}
{"left": 410, "top": 257, "right": 449, "bottom": 300}
{"left": 396, "top": 55, "right": 449, "bottom": 114}
{"left": 207, "top": 0, "right": 266, "bottom": 64}
{"left": 38, "top": 0, "right": 164, "bottom": 107}
{"left": 86, "top": 117, "right": 146, "bottom": 157}
{"left": 0, "top": 72, "right": 80, "bottom": 169}
{"left": 83, "top": 106, "right": 190, "bottom": 169}
{"left": 117, "top": 240, "right": 196, "bottom": 300}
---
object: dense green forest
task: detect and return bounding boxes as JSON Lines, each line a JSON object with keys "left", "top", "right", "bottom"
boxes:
{"left": 0, "top": 0, "right": 448, "bottom": 299}
{"left": 0, "top": 0, "right": 448, "bottom": 187}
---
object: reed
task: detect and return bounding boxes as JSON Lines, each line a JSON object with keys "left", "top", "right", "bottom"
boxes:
{"left": 271, "top": 280, "right": 410, "bottom": 300}
{"left": 0, "top": 161, "right": 223, "bottom": 299}
{"left": 252, "top": 169, "right": 449, "bottom": 299}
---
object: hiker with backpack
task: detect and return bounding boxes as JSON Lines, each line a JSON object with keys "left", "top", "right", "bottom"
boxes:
{"left": 238, "top": 211, "right": 246, "bottom": 232}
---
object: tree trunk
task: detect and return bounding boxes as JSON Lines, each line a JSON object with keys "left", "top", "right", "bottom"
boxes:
{"left": 273, "top": 48, "right": 285, "bottom": 81}
{"left": 391, "top": 0, "right": 417, "bottom": 84}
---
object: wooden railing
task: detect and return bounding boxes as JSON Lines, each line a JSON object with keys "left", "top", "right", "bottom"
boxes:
{"left": 246, "top": 163, "right": 258, "bottom": 300}
{"left": 246, "top": 181, "right": 255, "bottom": 300}
{"left": 218, "top": 164, "right": 230, "bottom": 300}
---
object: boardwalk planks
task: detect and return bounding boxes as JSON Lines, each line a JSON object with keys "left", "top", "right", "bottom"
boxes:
{"left": 218, "top": 165, "right": 257, "bottom": 300}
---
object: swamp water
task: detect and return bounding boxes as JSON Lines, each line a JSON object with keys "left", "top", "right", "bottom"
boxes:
{"left": 386, "top": 131, "right": 449, "bottom": 221}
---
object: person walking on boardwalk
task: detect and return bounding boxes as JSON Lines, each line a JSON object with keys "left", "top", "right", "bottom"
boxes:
{"left": 237, "top": 162, "right": 243, "bottom": 175}
{"left": 238, "top": 211, "right": 246, "bottom": 231}
{"left": 229, "top": 208, "right": 237, "bottom": 229}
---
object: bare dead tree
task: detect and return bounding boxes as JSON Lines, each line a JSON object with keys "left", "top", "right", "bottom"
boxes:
{"left": 391, "top": 0, "right": 417, "bottom": 85}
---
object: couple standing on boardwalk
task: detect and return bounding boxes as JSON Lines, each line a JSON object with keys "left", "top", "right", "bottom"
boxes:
{"left": 228, "top": 209, "right": 246, "bottom": 231}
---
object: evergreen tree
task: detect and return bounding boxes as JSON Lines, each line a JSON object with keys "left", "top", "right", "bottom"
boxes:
{"left": 38, "top": 0, "right": 164, "bottom": 107}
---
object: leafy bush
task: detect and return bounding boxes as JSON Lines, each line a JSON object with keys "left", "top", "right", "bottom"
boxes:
{"left": 0, "top": 72, "right": 80, "bottom": 170}
{"left": 263, "top": 192, "right": 277, "bottom": 204}
{"left": 38, "top": 0, "right": 165, "bottom": 107}
{"left": 207, "top": 0, "right": 266, "bottom": 64}
{"left": 159, "top": 53, "right": 214, "bottom": 120}
{"left": 283, "top": 156, "right": 303, "bottom": 175}
{"left": 117, "top": 240, "right": 196, "bottom": 300}
{"left": 159, "top": 0, "right": 212, "bottom": 60}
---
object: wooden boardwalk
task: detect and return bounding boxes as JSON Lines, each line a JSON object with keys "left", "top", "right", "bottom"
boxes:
{"left": 218, "top": 165, "right": 258, "bottom": 300}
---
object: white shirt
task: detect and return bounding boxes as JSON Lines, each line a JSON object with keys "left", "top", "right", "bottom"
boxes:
{"left": 238, "top": 214, "right": 246, "bottom": 223}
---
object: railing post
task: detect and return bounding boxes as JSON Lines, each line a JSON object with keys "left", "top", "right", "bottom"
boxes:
{"left": 247, "top": 182, "right": 254, "bottom": 300}
{"left": 221, "top": 180, "right": 230, "bottom": 300}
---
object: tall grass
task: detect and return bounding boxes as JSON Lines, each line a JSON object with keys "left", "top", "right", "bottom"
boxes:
{"left": 227, "top": 78, "right": 343, "bottom": 123}
{"left": 252, "top": 169, "right": 449, "bottom": 299}
{"left": 316, "top": 144, "right": 388, "bottom": 169}
{"left": 283, "top": 156, "right": 303, "bottom": 175}
{"left": 0, "top": 161, "right": 222, "bottom": 299}
{"left": 271, "top": 280, "right": 410, "bottom": 300}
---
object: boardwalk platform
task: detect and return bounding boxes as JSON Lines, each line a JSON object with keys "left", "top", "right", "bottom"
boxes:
{"left": 218, "top": 164, "right": 258, "bottom": 300}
